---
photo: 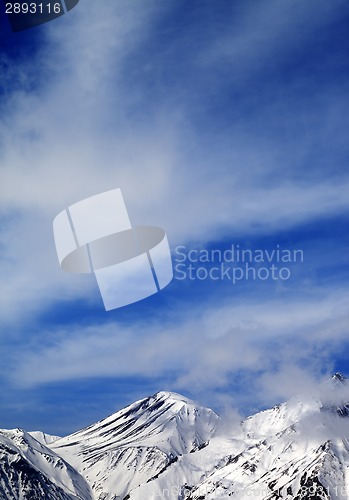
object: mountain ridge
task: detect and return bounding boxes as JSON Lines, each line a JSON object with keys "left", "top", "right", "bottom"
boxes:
{"left": 1, "top": 377, "right": 349, "bottom": 499}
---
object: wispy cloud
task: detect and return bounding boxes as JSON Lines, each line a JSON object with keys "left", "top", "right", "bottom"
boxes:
{"left": 7, "top": 287, "right": 348, "bottom": 412}
{"left": 0, "top": 0, "right": 348, "bottom": 428}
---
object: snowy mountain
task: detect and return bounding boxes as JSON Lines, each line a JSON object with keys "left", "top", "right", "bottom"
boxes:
{"left": 28, "top": 431, "right": 62, "bottom": 447}
{"left": 51, "top": 391, "right": 219, "bottom": 500}
{"left": 1, "top": 378, "right": 349, "bottom": 499}
{"left": 0, "top": 428, "right": 92, "bottom": 499}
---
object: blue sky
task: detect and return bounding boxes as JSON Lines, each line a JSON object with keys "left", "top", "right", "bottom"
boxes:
{"left": 0, "top": 0, "right": 348, "bottom": 436}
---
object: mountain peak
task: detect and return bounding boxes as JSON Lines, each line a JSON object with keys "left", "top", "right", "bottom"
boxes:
{"left": 4, "top": 388, "right": 349, "bottom": 500}
{"left": 48, "top": 390, "right": 219, "bottom": 499}
{"left": 331, "top": 372, "right": 347, "bottom": 385}
{"left": 153, "top": 390, "right": 195, "bottom": 404}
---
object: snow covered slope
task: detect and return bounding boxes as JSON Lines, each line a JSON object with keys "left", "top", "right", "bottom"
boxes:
{"left": 51, "top": 391, "right": 219, "bottom": 499}
{"left": 123, "top": 376, "right": 349, "bottom": 499}
{"left": 2, "top": 377, "right": 349, "bottom": 499}
{"left": 0, "top": 428, "right": 92, "bottom": 499}
{"left": 29, "top": 431, "right": 61, "bottom": 446}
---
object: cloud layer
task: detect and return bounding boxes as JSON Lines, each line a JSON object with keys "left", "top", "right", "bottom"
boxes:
{"left": 0, "top": 0, "right": 348, "bottom": 430}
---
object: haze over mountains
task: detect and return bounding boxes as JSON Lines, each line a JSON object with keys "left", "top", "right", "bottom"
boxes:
{"left": 1, "top": 374, "right": 349, "bottom": 499}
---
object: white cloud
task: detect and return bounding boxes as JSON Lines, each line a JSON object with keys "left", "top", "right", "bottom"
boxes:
{"left": 7, "top": 288, "right": 348, "bottom": 412}
{"left": 0, "top": 0, "right": 348, "bottom": 422}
